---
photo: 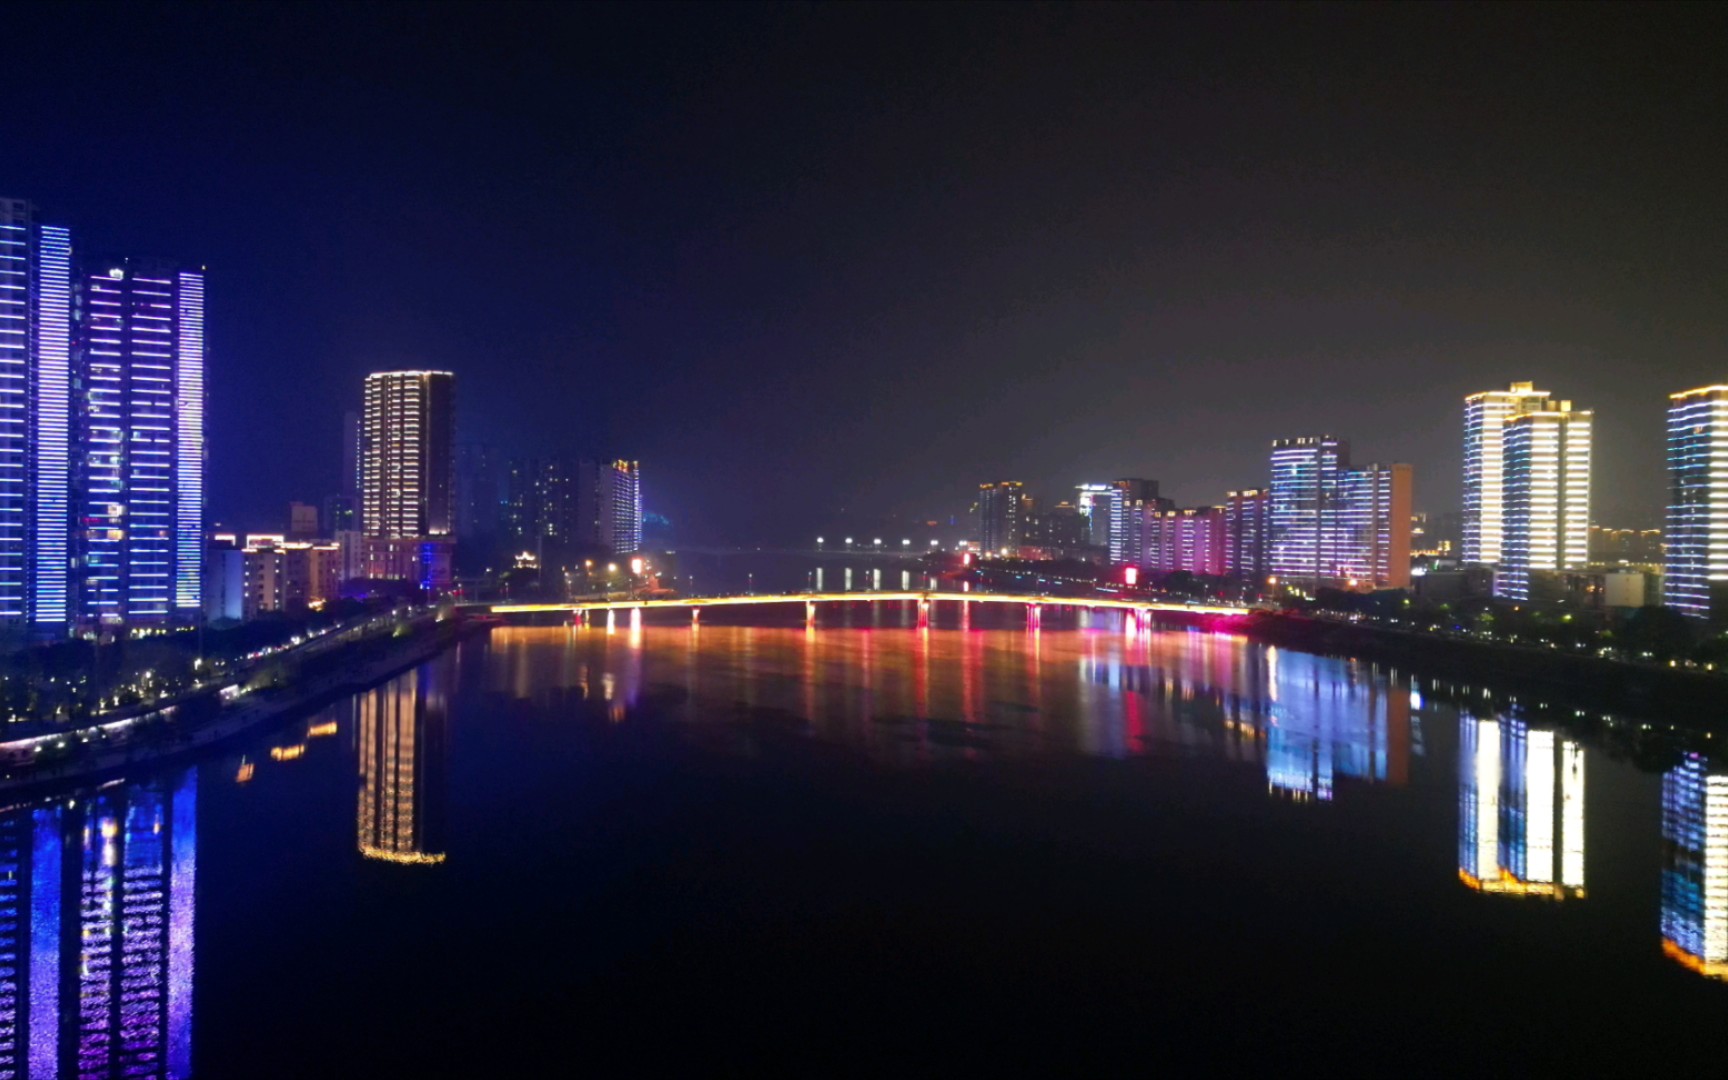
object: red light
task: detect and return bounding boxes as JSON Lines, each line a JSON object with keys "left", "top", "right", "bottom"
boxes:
{"left": 962, "top": 552, "right": 974, "bottom": 567}
{"left": 1124, "top": 566, "right": 1139, "bottom": 586}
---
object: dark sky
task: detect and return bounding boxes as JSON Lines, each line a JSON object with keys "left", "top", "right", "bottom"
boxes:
{"left": 5, "top": 2, "right": 1726, "bottom": 539}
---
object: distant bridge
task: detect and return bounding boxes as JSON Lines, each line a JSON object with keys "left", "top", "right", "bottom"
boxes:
{"left": 471, "top": 591, "right": 1252, "bottom": 628}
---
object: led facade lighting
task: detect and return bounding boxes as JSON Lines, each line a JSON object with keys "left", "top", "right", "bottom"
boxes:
{"left": 1463, "top": 382, "right": 1551, "bottom": 565}
{"left": 0, "top": 199, "right": 76, "bottom": 629}
{"left": 361, "top": 370, "right": 455, "bottom": 540}
{"left": 1496, "top": 402, "right": 1591, "bottom": 600}
{"left": 1664, "top": 386, "right": 1728, "bottom": 619}
{"left": 1267, "top": 437, "right": 1411, "bottom": 590}
{"left": 73, "top": 260, "right": 207, "bottom": 624}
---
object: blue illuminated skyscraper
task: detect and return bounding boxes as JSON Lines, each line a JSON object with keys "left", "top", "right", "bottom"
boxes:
{"left": 0, "top": 198, "right": 73, "bottom": 632}
{"left": 73, "top": 258, "right": 206, "bottom": 625}
{"left": 1665, "top": 386, "right": 1728, "bottom": 620}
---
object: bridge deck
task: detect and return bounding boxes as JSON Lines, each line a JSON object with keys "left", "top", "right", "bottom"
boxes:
{"left": 479, "top": 591, "right": 1251, "bottom": 616}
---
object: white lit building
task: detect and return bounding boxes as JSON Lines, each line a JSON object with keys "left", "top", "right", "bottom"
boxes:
{"left": 1463, "top": 382, "right": 1551, "bottom": 565}
{"left": 1665, "top": 385, "right": 1728, "bottom": 620}
{"left": 1496, "top": 401, "right": 1592, "bottom": 600}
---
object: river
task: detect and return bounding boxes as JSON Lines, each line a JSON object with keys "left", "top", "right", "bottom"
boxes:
{"left": 4, "top": 576, "right": 1726, "bottom": 1074}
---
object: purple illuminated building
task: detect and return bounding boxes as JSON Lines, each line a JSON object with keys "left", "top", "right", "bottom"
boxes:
{"left": 73, "top": 258, "right": 206, "bottom": 625}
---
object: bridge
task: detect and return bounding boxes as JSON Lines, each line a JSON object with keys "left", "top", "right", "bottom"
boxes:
{"left": 473, "top": 591, "right": 1253, "bottom": 630}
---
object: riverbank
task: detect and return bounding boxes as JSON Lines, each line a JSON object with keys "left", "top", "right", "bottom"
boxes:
{"left": 0, "top": 614, "right": 484, "bottom": 795}
{"left": 1237, "top": 611, "right": 1728, "bottom": 718}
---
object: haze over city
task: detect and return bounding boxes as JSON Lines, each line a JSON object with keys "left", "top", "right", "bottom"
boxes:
{"left": 7, "top": 4, "right": 1726, "bottom": 538}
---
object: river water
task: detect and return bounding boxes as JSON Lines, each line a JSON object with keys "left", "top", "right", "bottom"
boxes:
{"left": 6, "top": 595, "right": 1728, "bottom": 1074}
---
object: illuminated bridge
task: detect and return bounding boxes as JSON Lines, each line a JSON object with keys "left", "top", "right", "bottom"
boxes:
{"left": 472, "top": 591, "right": 1253, "bottom": 629}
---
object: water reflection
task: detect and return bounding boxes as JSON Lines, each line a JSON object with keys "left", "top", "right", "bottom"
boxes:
{"left": 1458, "top": 714, "right": 1586, "bottom": 900}
{"left": 357, "top": 668, "right": 448, "bottom": 866}
{"left": 0, "top": 768, "right": 196, "bottom": 1079}
{"left": 1662, "top": 753, "right": 1728, "bottom": 979}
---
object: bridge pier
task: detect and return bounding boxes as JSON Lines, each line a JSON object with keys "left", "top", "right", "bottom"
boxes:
{"left": 1026, "top": 603, "right": 1041, "bottom": 631}
{"left": 606, "top": 609, "right": 616, "bottom": 634}
{"left": 691, "top": 608, "right": 700, "bottom": 628}
{"left": 630, "top": 607, "right": 642, "bottom": 631}
{"left": 806, "top": 601, "right": 817, "bottom": 628}
{"left": 917, "top": 597, "right": 930, "bottom": 630}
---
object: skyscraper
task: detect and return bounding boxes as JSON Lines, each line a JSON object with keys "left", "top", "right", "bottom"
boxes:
{"left": 0, "top": 198, "right": 73, "bottom": 630}
{"left": 1665, "top": 385, "right": 1728, "bottom": 620}
{"left": 1496, "top": 401, "right": 1592, "bottom": 600}
{"left": 1267, "top": 437, "right": 1411, "bottom": 591}
{"left": 361, "top": 371, "right": 454, "bottom": 540}
{"left": 1074, "top": 483, "right": 1113, "bottom": 549}
{"left": 976, "top": 481, "right": 1026, "bottom": 556}
{"left": 597, "top": 459, "right": 642, "bottom": 554}
{"left": 358, "top": 371, "right": 454, "bottom": 590}
{"left": 1223, "top": 488, "right": 1271, "bottom": 585}
{"left": 1107, "top": 479, "right": 1163, "bottom": 566}
{"left": 74, "top": 257, "right": 206, "bottom": 625}
{"left": 1267, "top": 436, "right": 1346, "bottom": 586}
{"left": 1463, "top": 382, "right": 1551, "bottom": 565}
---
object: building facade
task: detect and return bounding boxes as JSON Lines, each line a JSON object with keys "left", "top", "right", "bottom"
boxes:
{"left": 1463, "top": 381, "right": 1552, "bottom": 565}
{"left": 1665, "top": 385, "right": 1728, "bottom": 620}
{"left": 74, "top": 257, "right": 206, "bottom": 625}
{"left": 358, "top": 371, "right": 454, "bottom": 591}
{"left": 597, "top": 459, "right": 642, "bottom": 555}
{"left": 1268, "top": 436, "right": 1411, "bottom": 591}
{"left": 1496, "top": 401, "right": 1592, "bottom": 600}
{"left": 0, "top": 198, "right": 73, "bottom": 631}
{"left": 1223, "top": 488, "right": 1271, "bottom": 585}
{"left": 976, "top": 481, "right": 1026, "bottom": 556}
{"left": 1662, "top": 753, "right": 1728, "bottom": 979}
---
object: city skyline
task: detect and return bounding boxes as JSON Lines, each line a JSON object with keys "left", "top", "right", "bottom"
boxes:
{"left": 4, "top": 6, "right": 1723, "bottom": 540}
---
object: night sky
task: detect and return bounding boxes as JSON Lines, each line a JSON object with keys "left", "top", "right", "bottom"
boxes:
{"left": 5, "top": 3, "right": 1726, "bottom": 540}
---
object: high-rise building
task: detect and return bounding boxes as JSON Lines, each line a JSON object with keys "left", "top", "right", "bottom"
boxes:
{"left": 1107, "top": 479, "right": 1163, "bottom": 565}
{"left": 454, "top": 441, "right": 506, "bottom": 543}
{"left": 1496, "top": 401, "right": 1592, "bottom": 600}
{"left": 1458, "top": 713, "right": 1585, "bottom": 900}
{"left": 1223, "top": 488, "right": 1271, "bottom": 585}
{"left": 1464, "top": 382, "right": 1551, "bottom": 565}
{"left": 597, "top": 459, "right": 642, "bottom": 554}
{"left": 361, "top": 371, "right": 453, "bottom": 540}
{"left": 358, "top": 371, "right": 454, "bottom": 591}
{"left": 1267, "top": 437, "right": 1411, "bottom": 591}
{"left": 976, "top": 481, "right": 1026, "bottom": 556}
{"left": 0, "top": 198, "right": 73, "bottom": 630}
{"left": 1662, "top": 753, "right": 1728, "bottom": 979}
{"left": 1666, "top": 385, "right": 1728, "bottom": 619}
{"left": 1074, "top": 483, "right": 1113, "bottom": 549}
{"left": 74, "top": 257, "right": 206, "bottom": 625}
{"left": 1147, "top": 507, "right": 1225, "bottom": 576}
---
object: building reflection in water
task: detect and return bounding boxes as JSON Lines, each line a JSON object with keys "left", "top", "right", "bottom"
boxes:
{"left": 1262, "top": 648, "right": 1409, "bottom": 801}
{"left": 0, "top": 768, "right": 196, "bottom": 1079}
{"left": 357, "top": 667, "right": 448, "bottom": 865}
{"left": 1458, "top": 714, "right": 1585, "bottom": 899}
{"left": 1661, "top": 752, "right": 1728, "bottom": 979}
